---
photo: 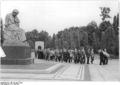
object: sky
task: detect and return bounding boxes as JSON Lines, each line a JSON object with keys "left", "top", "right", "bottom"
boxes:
{"left": 0, "top": 0, "right": 119, "bottom": 36}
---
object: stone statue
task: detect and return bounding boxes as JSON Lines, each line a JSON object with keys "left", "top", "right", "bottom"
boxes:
{"left": 3, "top": 9, "right": 28, "bottom": 46}
{"left": 1, "top": 10, "right": 33, "bottom": 65}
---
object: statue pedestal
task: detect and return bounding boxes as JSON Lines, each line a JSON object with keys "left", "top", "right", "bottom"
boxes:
{"left": 1, "top": 41, "right": 34, "bottom": 65}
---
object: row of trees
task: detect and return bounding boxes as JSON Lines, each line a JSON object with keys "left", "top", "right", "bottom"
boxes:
{"left": 25, "top": 7, "right": 119, "bottom": 56}
{"left": 26, "top": 30, "right": 52, "bottom": 48}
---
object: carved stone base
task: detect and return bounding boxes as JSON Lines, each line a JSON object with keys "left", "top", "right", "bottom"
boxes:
{"left": 1, "top": 41, "right": 34, "bottom": 65}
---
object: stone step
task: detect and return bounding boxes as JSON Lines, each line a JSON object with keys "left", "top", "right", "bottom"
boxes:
{"left": 0, "top": 63, "right": 63, "bottom": 74}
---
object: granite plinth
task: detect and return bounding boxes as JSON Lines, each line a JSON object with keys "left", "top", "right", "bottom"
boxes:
{"left": 1, "top": 41, "right": 34, "bottom": 65}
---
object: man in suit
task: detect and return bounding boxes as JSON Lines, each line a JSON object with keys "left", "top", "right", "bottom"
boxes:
{"left": 86, "top": 48, "right": 91, "bottom": 64}
{"left": 103, "top": 49, "right": 108, "bottom": 65}
{"left": 99, "top": 49, "right": 104, "bottom": 65}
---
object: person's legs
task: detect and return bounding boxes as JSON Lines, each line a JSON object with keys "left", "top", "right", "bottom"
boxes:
{"left": 78, "top": 57, "right": 79, "bottom": 63}
{"left": 58, "top": 56, "right": 60, "bottom": 62}
{"left": 99, "top": 60, "right": 101, "bottom": 65}
{"left": 100, "top": 54, "right": 103, "bottom": 65}
{"left": 106, "top": 58, "right": 108, "bottom": 64}
{"left": 87, "top": 56, "right": 89, "bottom": 64}
{"left": 55, "top": 56, "right": 57, "bottom": 62}
{"left": 83, "top": 56, "right": 86, "bottom": 64}
{"left": 68, "top": 57, "right": 70, "bottom": 63}
{"left": 100, "top": 59, "right": 102, "bottom": 65}
{"left": 81, "top": 57, "right": 83, "bottom": 64}
{"left": 80, "top": 57, "right": 82, "bottom": 64}
{"left": 103, "top": 57, "right": 106, "bottom": 65}
{"left": 50, "top": 56, "right": 52, "bottom": 60}
{"left": 74, "top": 57, "right": 76, "bottom": 64}
{"left": 91, "top": 56, "right": 94, "bottom": 64}
{"left": 91, "top": 57, "right": 93, "bottom": 64}
{"left": 106, "top": 57, "right": 108, "bottom": 64}
{"left": 83, "top": 56, "right": 85, "bottom": 64}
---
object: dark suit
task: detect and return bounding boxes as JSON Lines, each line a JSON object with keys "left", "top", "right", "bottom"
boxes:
{"left": 99, "top": 51, "right": 104, "bottom": 65}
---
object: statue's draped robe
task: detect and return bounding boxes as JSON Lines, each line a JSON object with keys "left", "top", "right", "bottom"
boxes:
{"left": 4, "top": 13, "right": 26, "bottom": 41}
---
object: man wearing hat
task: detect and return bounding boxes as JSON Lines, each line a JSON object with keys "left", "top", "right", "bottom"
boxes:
{"left": 4, "top": 9, "right": 26, "bottom": 42}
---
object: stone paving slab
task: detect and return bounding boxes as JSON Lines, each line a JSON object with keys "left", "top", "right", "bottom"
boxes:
{"left": 0, "top": 63, "right": 88, "bottom": 81}
{"left": 55, "top": 65, "right": 84, "bottom": 80}
{"left": 89, "top": 59, "right": 120, "bottom": 81}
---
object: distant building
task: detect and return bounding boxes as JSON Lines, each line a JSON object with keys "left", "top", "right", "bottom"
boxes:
{"left": 35, "top": 41, "right": 44, "bottom": 50}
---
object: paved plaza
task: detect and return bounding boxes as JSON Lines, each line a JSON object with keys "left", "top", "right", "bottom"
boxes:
{"left": 0, "top": 55, "right": 120, "bottom": 81}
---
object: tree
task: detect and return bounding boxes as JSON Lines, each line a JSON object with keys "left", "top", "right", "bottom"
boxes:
{"left": 100, "top": 7, "right": 111, "bottom": 21}
{"left": 112, "top": 13, "right": 119, "bottom": 56}
{"left": 98, "top": 7, "right": 117, "bottom": 55}
{"left": 88, "top": 21, "right": 97, "bottom": 30}
{"left": 86, "top": 21, "right": 97, "bottom": 47}
{"left": 99, "top": 21, "right": 111, "bottom": 31}
{"left": 113, "top": 13, "right": 119, "bottom": 35}
{"left": 51, "top": 34, "right": 56, "bottom": 49}
{"left": 25, "top": 29, "right": 39, "bottom": 49}
{"left": 105, "top": 26, "right": 115, "bottom": 54}
{"left": 26, "top": 29, "right": 51, "bottom": 49}
{"left": 38, "top": 31, "right": 51, "bottom": 48}
{"left": 100, "top": 31, "right": 106, "bottom": 49}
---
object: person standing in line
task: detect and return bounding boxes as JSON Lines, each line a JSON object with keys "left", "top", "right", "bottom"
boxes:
{"left": 86, "top": 48, "right": 91, "bottom": 64}
{"left": 66, "top": 50, "right": 70, "bottom": 63}
{"left": 78, "top": 49, "right": 82, "bottom": 64}
{"left": 99, "top": 49, "right": 104, "bottom": 65}
{"left": 77, "top": 50, "right": 81, "bottom": 64}
{"left": 69, "top": 50, "right": 73, "bottom": 63}
{"left": 81, "top": 47, "right": 86, "bottom": 64}
{"left": 74, "top": 49, "right": 78, "bottom": 64}
{"left": 54, "top": 49, "right": 59, "bottom": 62}
{"left": 103, "top": 48, "right": 109, "bottom": 65}
{"left": 63, "top": 49, "right": 68, "bottom": 63}
{"left": 50, "top": 49, "right": 55, "bottom": 61}
{"left": 45, "top": 48, "right": 50, "bottom": 61}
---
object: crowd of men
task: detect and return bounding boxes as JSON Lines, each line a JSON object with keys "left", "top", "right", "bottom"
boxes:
{"left": 36, "top": 46, "right": 95, "bottom": 64}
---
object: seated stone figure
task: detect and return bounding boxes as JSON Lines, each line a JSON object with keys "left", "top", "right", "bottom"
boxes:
{"left": 4, "top": 9, "right": 28, "bottom": 46}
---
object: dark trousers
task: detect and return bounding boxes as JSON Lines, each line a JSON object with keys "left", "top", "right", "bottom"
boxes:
{"left": 58, "top": 56, "right": 61, "bottom": 62}
{"left": 87, "top": 56, "right": 90, "bottom": 64}
{"left": 100, "top": 57, "right": 104, "bottom": 65}
{"left": 104, "top": 57, "right": 108, "bottom": 65}
{"left": 91, "top": 56, "right": 94, "bottom": 64}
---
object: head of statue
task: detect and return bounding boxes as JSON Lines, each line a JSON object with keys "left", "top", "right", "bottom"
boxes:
{"left": 12, "top": 9, "right": 19, "bottom": 17}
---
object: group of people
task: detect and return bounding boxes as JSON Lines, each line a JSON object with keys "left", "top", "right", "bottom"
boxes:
{"left": 36, "top": 46, "right": 95, "bottom": 64}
